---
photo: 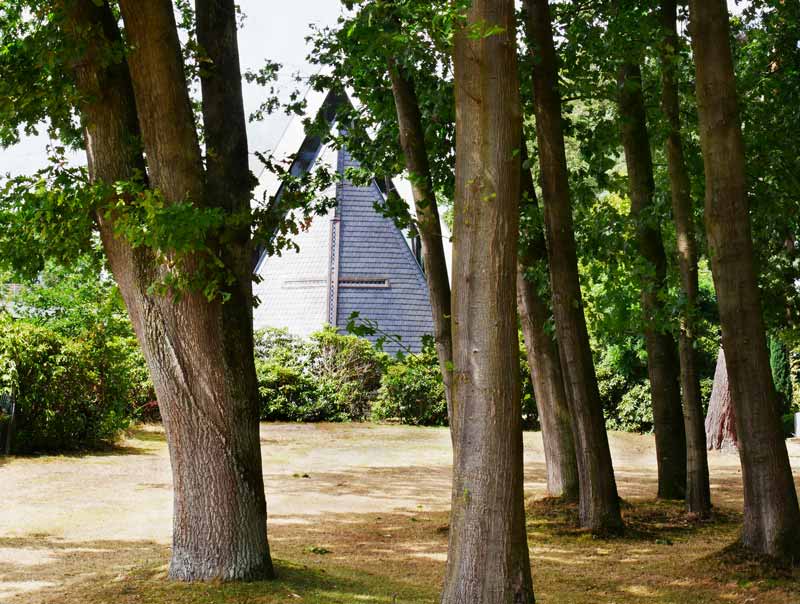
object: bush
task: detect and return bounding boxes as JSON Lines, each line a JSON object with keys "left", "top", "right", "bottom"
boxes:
{"left": 605, "top": 381, "right": 653, "bottom": 433}
{"left": 255, "top": 328, "right": 553, "bottom": 428}
{"left": 254, "top": 327, "right": 386, "bottom": 422}
{"left": 0, "top": 319, "right": 131, "bottom": 453}
{"left": 372, "top": 344, "right": 447, "bottom": 426}
{"left": 518, "top": 337, "right": 540, "bottom": 430}
{"left": 257, "top": 362, "right": 323, "bottom": 422}
{"left": 310, "top": 327, "right": 386, "bottom": 421}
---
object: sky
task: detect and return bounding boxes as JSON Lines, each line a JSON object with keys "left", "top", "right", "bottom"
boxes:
{"left": 0, "top": 0, "right": 749, "bottom": 179}
{"left": 0, "top": 1, "right": 345, "bottom": 178}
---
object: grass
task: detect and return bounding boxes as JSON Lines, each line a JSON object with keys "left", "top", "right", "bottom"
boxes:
{"left": 10, "top": 500, "right": 798, "bottom": 604}
{"left": 3, "top": 424, "right": 799, "bottom": 603}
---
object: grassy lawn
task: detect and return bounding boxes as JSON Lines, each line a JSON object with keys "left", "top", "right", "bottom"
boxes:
{"left": 1, "top": 424, "right": 799, "bottom": 603}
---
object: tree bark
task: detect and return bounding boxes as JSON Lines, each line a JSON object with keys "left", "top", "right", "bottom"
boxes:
{"left": 387, "top": 60, "right": 454, "bottom": 415}
{"left": 524, "top": 0, "right": 623, "bottom": 534}
{"left": 517, "top": 152, "right": 579, "bottom": 501}
{"left": 617, "top": 61, "right": 688, "bottom": 500}
{"left": 442, "top": 0, "right": 534, "bottom": 601}
{"left": 658, "top": 0, "right": 711, "bottom": 517}
{"left": 689, "top": 0, "right": 800, "bottom": 560}
{"left": 64, "top": 0, "right": 273, "bottom": 580}
{"left": 705, "top": 347, "right": 737, "bottom": 451}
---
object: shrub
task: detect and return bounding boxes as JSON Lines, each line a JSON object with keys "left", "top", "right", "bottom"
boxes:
{"left": 309, "top": 327, "right": 386, "bottom": 421}
{"left": 769, "top": 337, "right": 793, "bottom": 415}
{"left": 518, "top": 337, "right": 540, "bottom": 430}
{"left": 372, "top": 344, "right": 447, "bottom": 426}
{"left": 606, "top": 381, "right": 654, "bottom": 433}
{"left": 257, "top": 362, "right": 324, "bottom": 422}
{"left": 0, "top": 319, "right": 131, "bottom": 453}
{"left": 254, "top": 327, "right": 386, "bottom": 422}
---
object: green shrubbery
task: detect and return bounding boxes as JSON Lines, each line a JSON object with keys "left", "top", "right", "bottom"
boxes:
{"left": 372, "top": 344, "right": 447, "bottom": 426}
{"left": 255, "top": 326, "right": 387, "bottom": 423}
{"left": 0, "top": 320, "right": 134, "bottom": 452}
{"left": 254, "top": 327, "right": 541, "bottom": 429}
{"left": 256, "top": 327, "right": 450, "bottom": 426}
{"left": 0, "top": 258, "right": 154, "bottom": 453}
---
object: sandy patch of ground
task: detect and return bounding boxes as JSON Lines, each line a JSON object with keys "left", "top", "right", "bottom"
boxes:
{"left": 0, "top": 424, "right": 798, "bottom": 603}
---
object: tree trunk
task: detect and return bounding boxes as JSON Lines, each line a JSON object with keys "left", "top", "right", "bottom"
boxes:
{"left": 387, "top": 60, "right": 454, "bottom": 415}
{"left": 442, "top": 0, "right": 534, "bottom": 601}
{"left": 617, "top": 61, "right": 688, "bottom": 500}
{"left": 64, "top": 0, "right": 273, "bottom": 580}
{"left": 658, "top": 0, "right": 711, "bottom": 517}
{"left": 524, "top": 0, "right": 623, "bottom": 534}
{"left": 517, "top": 151, "right": 579, "bottom": 501}
{"left": 689, "top": 0, "right": 800, "bottom": 560}
{"left": 705, "top": 347, "right": 737, "bottom": 451}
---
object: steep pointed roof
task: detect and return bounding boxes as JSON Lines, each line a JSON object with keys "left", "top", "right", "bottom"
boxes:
{"left": 252, "top": 92, "right": 435, "bottom": 352}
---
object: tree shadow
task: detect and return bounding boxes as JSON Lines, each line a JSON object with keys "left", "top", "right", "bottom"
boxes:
{"left": 525, "top": 495, "right": 741, "bottom": 541}
{"left": 0, "top": 534, "right": 436, "bottom": 604}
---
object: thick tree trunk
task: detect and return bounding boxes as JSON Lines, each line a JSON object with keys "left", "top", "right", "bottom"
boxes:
{"left": 517, "top": 153, "right": 579, "bottom": 501}
{"left": 689, "top": 0, "right": 800, "bottom": 560}
{"left": 517, "top": 268, "right": 580, "bottom": 501}
{"left": 658, "top": 0, "right": 711, "bottom": 517}
{"left": 617, "top": 61, "right": 687, "bottom": 500}
{"left": 705, "top": 348, "right": 737, "bottom": 451}
{"left": 65, "top": 0, "right": 273, "bottom": 580}
{"left": 442, "top": 0, "right": 534, "bottom": 601}
{"left": 524, "top": 0, "right": 623, "bottom": 534}
{"left": 387, "top": 61, "right": 453, "bottom": 414}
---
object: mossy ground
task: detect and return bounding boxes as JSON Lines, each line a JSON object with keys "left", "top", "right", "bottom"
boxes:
{"left": 1, "top": 425, "right": 798, "bottom": 603}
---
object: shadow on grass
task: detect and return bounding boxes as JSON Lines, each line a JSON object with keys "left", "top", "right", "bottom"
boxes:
{"left": 526, "top": 496, "right": 741, "bottom": 542}
{"left": 4, "top": 442, "right": 154, "bottom": 461}
{"left": 115, "top": 559, "right": 434, "bottom": 604}
{"left": 126, "top": 427, "right": 167, "bottom": 443}
{"left": 3, "top": 501, "right": 799, "bottom": 604}
{"left": 0, "top": 535, "right": 435, "bottom": 604}
{"left": 697, "top": 541, "right": 800, "bottom": 589}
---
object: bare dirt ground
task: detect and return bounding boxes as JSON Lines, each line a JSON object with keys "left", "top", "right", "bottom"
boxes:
{"left": 1, "top": 423, "right": 799, "bottom": 604}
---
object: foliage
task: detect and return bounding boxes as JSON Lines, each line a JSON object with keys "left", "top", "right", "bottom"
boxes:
{"left": 606, "top": 382, "right": 654, "bottom": 434}
{"left": 372, "top": 342, "right": 447, "bottom": 426}
{"left": 255, "top": 327, "right": 541, "bottom": 429}
{"left": 306, "top": 0, "right": 456, "bottom": 231}
{"left": 518, "top": 336, "right": 540, "bottom": 431}
{"left": 308, "top": 327, "right": 387, "bottom": 421}
{"left": 0, "top": 318, "right": 131, "bottom": 453}
{"left": 0, "top": 255, "right": 155, "bottom": 452}
{"left": 254, "top": 327, "right": 386, "bottom": 423}
{"left": 769, "top": 337, "right": 793, "bottom": 415}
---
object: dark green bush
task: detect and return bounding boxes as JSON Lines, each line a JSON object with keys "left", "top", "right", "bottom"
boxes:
{"left": 257, "top": 362, "right": 324, "bottom": 422}
{"left": 0, "top": 319, "right": 131, "bottom": 453}
{"left": 255, "top": 327, "right": 549, "bottom": 428}
{"left": 310, "top": 326, "right": 386, "bottom": 421}
{"left": 605, "top": 381, "right": 653, "bottom": 433}
{"left": 372, "top": 344, "right": 447, "bottom": 426}
{"left": 518, "top": 337, "right": 540, "bottom": 430}
{"left": 254, "top": 327, "right": 386, "bottom": 422}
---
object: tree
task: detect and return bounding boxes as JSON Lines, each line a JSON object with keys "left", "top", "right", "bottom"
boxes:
{"left": 309, "top": 1, "right": 578, "bottom": 502}
{"left": 387, "top": 58, "right": 453, "bottom": 411}
{"left": 3, "top": 0, "right": 274, "bottom": 579}
{"left": 306, "top": 1, "right": 455, "bottom": 410}
{"left": 705, "top": 348, "right": 737, "bottom": 450}
{"left": 617, "top": 58, "right": 687, "bottom": 501}
{"left": 523, "top": 0, "right": 623, "bottom": 534}
{"left": 657, "top": 0, "right": 711, "bottom": 517}
{"left": 441, "top": 0, "right": 534, "bottom": 600}
{"left": 518, "top": 147, "right": 579, "bottom": 501}
{"left": 688, "top": 0, "right": 800, "bottom": 559}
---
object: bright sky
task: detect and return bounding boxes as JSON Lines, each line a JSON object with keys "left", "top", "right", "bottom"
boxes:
{"left": 0, "top": 0, "right": 749, "bottom": 179}
{"left": 0, "top": 1, "right": 345, "bottom": 177}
